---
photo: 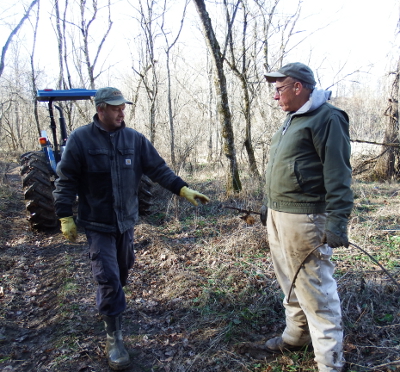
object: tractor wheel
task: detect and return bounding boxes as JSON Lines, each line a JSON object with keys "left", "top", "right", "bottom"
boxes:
{"left": 20, "top": 151, "right": 154, "bottom": 229}
{"left": 20, "top": 151, "right": 59, "bottom": 230}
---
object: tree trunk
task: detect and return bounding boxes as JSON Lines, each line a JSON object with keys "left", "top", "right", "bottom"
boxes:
{"left": 79, "top": 0, "right": 113, "bottom": 89}
{"left": 242, "top": 75, "right": 261, "bottom": 180}
{"left": 149, "top": 88, "right": 157, "bottom": 145}
{"left": 193, "top": 0, "right": 242, "bottom": 192}
{"left": 29, "top": 0, "right": 41, "bottom": 137}
{"left": 207, "top": 58, "right": 214, "bottom": 163}
{"left": 135, "top": 0, "right": 159, "bottom": 145}
{"left": 165, "top": 52, "right": 176, "bottom": 168}
{"left": 375, "top": 57, "right": 400, "bottom": 179}
{"left": 225, "top": 1, "right": 261, "bottom": 181}
{"left": 160, "top": 0, "right": 189, "bottom": 170}
{"left": 54, "top": 0, "right": 63, "bottom": 89}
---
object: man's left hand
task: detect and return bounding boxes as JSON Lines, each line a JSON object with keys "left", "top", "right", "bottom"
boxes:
{"left": 180, "top": 186, "right": 210, "bottom": 206}
{"left": 60, "top": 216, "right": 78, "bottom": 242}
{"left": 323, "top": 230, "right": 349, "bottom": 248}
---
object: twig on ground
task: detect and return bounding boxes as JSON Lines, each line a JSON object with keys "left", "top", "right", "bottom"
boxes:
{"left": 373, "top": 360, "right": 400, "bottom": 369}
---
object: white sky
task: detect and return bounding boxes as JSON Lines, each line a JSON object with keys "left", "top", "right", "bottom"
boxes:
{"left": 0, "top": 0, "right": 399, "bottom": 90}
{"left": 294, "top": 0, "right": 399, "bottom": 87}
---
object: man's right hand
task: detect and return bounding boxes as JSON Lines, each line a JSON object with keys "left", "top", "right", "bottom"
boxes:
{"left": 60, "top": 216, "right": 77, "bottom": 242}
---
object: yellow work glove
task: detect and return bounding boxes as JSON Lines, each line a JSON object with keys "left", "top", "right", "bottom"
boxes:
{"left": 179, "top": 186, "right": 210, "bottom": 206}
{"left": 59, "top": 216, "right": 77, "bottom": 242}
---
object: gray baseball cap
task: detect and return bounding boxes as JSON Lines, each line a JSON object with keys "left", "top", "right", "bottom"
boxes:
{"left": 264, "top": 62, "right": 316, "bottom": 86}
{"left": 94, "top": 87, "right": 133, "bottom": 106}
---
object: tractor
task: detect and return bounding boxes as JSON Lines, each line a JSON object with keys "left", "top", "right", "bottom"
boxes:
{"left": 20, "top": 89, "right": 153, "bottom": 230}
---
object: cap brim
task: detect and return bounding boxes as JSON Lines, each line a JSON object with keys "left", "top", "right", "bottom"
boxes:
{"left": 104, "top": 98, "right": 133, "bottom": 105}
{"left": 264, "top": 72, "right": 287, "bottom": 83}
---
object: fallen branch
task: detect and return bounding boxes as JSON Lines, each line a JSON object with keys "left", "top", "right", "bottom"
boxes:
{"left": 373, "top": 360, "right": 400, "bottom": 369}
{"left": 351, "top": 139, "right": 400, "bottom": 148}
{"left": 352, "top": 148, "right": 390, "bottom": 175}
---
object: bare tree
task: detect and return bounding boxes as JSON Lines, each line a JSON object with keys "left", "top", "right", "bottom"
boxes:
{"left": 29, "top": 0, "right": 41, "bottom": 136}
{"left": 254, "top": 0, "right": 279, "bottom": 73}
{"left": 206, "top": 54, "right": 217, "bottom": 163}
{"left": 51, "top": 0, "right": 113, "bottom": 89}
{"left": 1, "top": 43, "right": 32, "bottom": 152}
{"left": 132, "top": 61, "right": 158, "bottom": 144}
{"left": 130, "top": 0, "right": 161, "bottom": 145}
{"left": 374, "top": 56, "right": 400, "bottom": 179}
{"left": 224, "top": 0, "right": 261, "bottom": 181}
{"left": 275, "top": 1, "right": 301, "bottom": 68}
{"left": 192, "top": 0, "right": 242, "bottom": 193}
{"left": 0, "top": 0, "right": 39, "bottom": 78}
{"left": 79, "top": 0, "right": 113, "bottom": 89}
{"left": 47, "top": 0, "right": 113, "bottom": 135}
{"left": 160, "top": 0, "right": 189, "bottom": 170}
{"left": 54, "top": 0, "right": 68, "bottom": 89}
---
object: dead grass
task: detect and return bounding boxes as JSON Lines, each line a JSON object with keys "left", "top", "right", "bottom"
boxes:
{"left": 0, "top": 161, "right": 399, "bottom": 371}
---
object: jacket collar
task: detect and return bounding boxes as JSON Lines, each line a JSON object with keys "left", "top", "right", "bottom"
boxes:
{"left": 294, "top": 89, "right": 332, "bottom": 116}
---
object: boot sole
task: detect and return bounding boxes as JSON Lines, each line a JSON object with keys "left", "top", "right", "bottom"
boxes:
{"left": 108, "top": 360, "right": 131, "bottom": 371}
{"left": 265, "top": 344, "right": 310, "bottom": 354}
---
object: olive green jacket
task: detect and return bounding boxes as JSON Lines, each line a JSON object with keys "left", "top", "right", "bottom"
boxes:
{"left": 265, "top": 89, "right": 353, "bottom": 235}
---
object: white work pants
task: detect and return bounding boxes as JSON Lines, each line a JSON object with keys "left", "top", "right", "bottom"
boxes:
{"left": 267, "top": 209, "right": 344, "bottom": 372}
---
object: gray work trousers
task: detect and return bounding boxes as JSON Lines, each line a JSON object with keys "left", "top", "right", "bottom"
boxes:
{"left": 86, "top": 228, "right": 135, "bottom": 317}
{"left": 267, "top": 209, "right": 344, "bottom": 372}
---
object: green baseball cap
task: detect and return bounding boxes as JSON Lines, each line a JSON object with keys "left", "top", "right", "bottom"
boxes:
{"left": 264, "top": 62, "right": 316, "bottom": 86}
{"left": 94, "top": 87, "right": 133, "bottom": 106}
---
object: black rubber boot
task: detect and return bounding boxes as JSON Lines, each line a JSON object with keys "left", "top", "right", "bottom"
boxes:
{"left": 102, "top": 314, "right": 130, "bottom": 370}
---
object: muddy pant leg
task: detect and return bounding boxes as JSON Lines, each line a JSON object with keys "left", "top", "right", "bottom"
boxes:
{"left": 299, "top": 245, "right": 343, "bottom": 372}
{"left": 86, "top": 229, "right": 135, "bottom": 317}
{"left": 267, "top": 210, "right": 311, "bottom": 345}
{"left": 267, "top": 210, "right": 344, "bottom": 371}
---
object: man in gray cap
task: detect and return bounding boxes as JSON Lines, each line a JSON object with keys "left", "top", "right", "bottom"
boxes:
{"left": 53, "top": 87, "right": 209, "bottom": 370}
{"left": 263, "top": 63, "right": 353, "bottom": 371}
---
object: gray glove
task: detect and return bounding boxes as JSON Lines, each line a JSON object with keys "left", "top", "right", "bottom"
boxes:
{"left": 323, "top": 230, "right": 349, "bottom": 248}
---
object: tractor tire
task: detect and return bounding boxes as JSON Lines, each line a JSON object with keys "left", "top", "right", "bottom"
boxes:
{"left": 20, "top": 151, "right": 154, "bottom": 230}
{"left": 20, "top": 151, "right": 59, "bottom": 230}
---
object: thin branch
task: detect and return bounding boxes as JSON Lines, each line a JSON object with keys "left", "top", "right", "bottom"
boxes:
{"left": 0, "top": 0, "right": 39, "bottom": 77}
{"left": 161, "top": 0, "right": 189, "bottom": 51}
{"left": 351, "top": 139, "right": 400, "bottom": 148}
{"left": 91, "top": 0, "right": 113, "bottom": 72}
{"left": 373, "top": 360, "right": 400, "bottom": 369}
{"left": 325, "top": 69, "right": 361, "bottom": 91}
{"left": 221, "top": 0, "right": 241, "bottom": 61}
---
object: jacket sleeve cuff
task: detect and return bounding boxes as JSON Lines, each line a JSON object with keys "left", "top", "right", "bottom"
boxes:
{"left": 325, "top": 216, "right": 348, "bottom": 235}
{"left": 55, "top": 205, "right": 74, "bottom": 219}
{"left": 170, "top": 178, "right": 188, "bottom": 196}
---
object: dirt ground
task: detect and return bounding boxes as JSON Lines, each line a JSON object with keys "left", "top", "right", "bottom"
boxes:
{"left": 0, "top": 164, "right": 272, "bottom": 372}
{"left": 1, "top": 163, "right": 400, "bottom": 372}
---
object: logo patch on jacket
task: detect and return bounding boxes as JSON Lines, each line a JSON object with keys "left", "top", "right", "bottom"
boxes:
{"left": 125, "top": 159, "right": 132, "bottom": 165}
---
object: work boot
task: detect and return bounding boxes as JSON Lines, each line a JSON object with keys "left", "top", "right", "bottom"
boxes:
{"left": 102, "top": 314, "right": 130, "bottom": 370}
{"left": 265, "top": 336, "right": 311, "bottom": 354}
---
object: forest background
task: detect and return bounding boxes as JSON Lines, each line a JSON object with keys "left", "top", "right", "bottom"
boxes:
{"left": 1, "top": 0, "right": 400, "bottom": 183}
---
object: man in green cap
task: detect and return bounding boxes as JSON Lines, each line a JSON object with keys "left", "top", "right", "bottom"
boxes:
{"left": 263, "top": 63, "right": 353, "bottom": 371}
{"left": 53, "top": 87, "right": 209, "bottom": 370}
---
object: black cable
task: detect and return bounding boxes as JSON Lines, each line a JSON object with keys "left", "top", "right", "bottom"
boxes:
{"left": 286, "top": 241, "right": 400, "bottom": 303}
